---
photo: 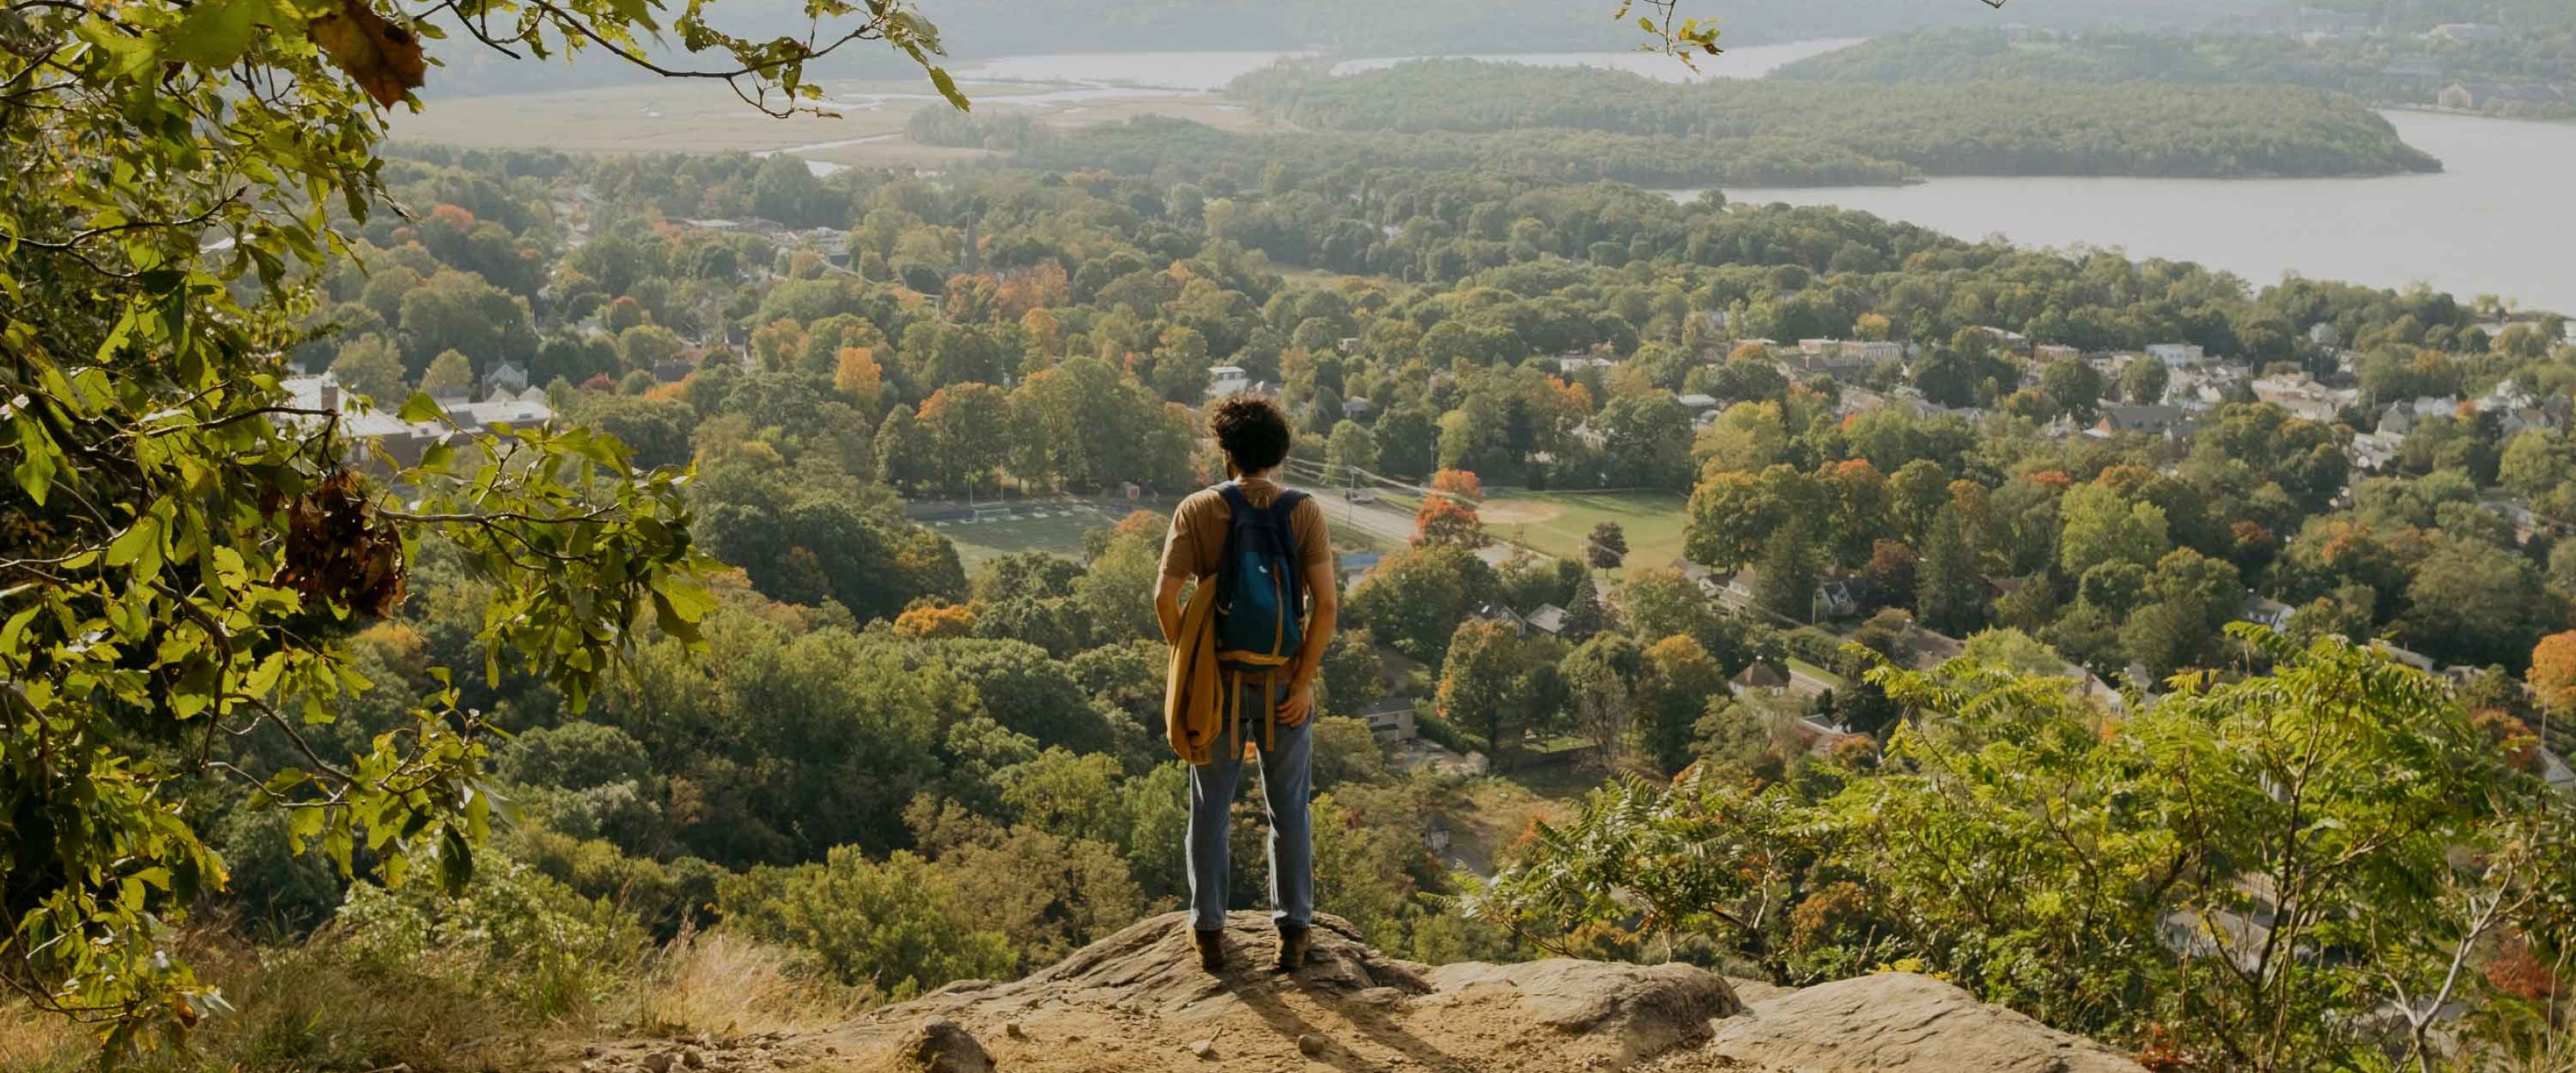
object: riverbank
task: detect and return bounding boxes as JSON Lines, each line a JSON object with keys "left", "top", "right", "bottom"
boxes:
{"left": 1687, "top": 109, "right": 2573, "bottom": 315}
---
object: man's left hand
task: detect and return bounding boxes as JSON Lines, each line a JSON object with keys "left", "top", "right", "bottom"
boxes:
{"left": 1278, "top": 679, "right": 1316, "bottom": 727}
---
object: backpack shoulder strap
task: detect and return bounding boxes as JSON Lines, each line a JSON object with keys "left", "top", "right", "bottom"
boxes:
{"left": 1267, "top": 490, "right": 1309, "bottom": 612}
{"left": 1211, "top": 484, "right": 1250, "bottom": 592}
{"left": 1266, "top": 489, "right": 1308, "bottom": 540}
{"left": 1214, "top": 482, "right": 1251, "bottom": 516}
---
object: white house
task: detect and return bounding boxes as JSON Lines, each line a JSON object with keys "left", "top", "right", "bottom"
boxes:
{"left": 2239, "top": 593, "right": 2295, "bottom": 630}
{"left": 2380, "top": 395, "right": 2461, "bottom": 438}
{"left": 1843, "top": 340, "right": 1904, "bottom": 364}
{"left": 2540, "top": 748, "right": 2574, "bottom": 795}
{"left": 2428, "top": 22, "right": 2509, "bottom": 43}
{"left": 485, "top": 359, "right": 531, "bottom": 395}
{"left": 2251, "top": 376, "right": 2351, "bottom": 422}
{"left": 1206, "top": 366, "right": 1254, "bottom": 399}
{"left": 278, "top": 372, "right": 555, "bottom": 470}
{"left": 450, "top": 392, "right": 556, "bottom": 432}
{"left": 1974, "top": 326, "right": 2031, "bottom": 355}
{"left": 2348, "top": 430, "right": 2403, "bottom": 472}
{"left": 2478, "top": 382, "right": 2538, "bottom": 414}
{"left": 1359, "top": 698, "right": 1417, "bottom": 741}
{"left": 2145, "top": 343, "right": 2204, "bottom": 365}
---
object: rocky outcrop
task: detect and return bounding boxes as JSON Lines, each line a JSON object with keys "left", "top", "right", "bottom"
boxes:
{"left": 806, "top": 911, "right": 1738, "bottom": 1071}
{"left": 1706, "top": 972, "right": 2145, "bottom": 1072}
{"left": 1418, "top": 958, "right": 1740, "bottom": 1064}
{"left": 557, "top": 911, "right": 2144, "bottom": 1072}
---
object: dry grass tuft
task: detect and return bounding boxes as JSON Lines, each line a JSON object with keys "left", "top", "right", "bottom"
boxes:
{"left": 4, "top": 920, "right": 868, "bottom": 1070}
{"left": 3, "top": 927, "right": 564, "bottom": 1073}
{"left": 0, "top": 1000, "right": 89, "bottom": 1073}
{"left": 629, "top": 928, "right": 876, "bottom": 1039}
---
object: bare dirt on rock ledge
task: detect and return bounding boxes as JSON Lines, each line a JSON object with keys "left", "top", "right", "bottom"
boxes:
{"left": 553, "top": 911, "right": 2144, "bottom": 1073}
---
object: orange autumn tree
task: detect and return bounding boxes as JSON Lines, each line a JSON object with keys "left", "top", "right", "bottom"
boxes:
{"left": 751, "top": 317, "right": 810, "bottom": 372}
{"left": 2526, "top": 630, "right": 2576, "bottom": 713}
{"left": 893, "top": 601, "right": 978, "bottom": 639}
{"left": 834, "top": 346, "right": 886, "bottom": 411}
{"left": 1414, "top": 468, "right": 1488, "bottom": 548}
{"left": 1020, "top": 307, "right": 1063, "bottom": 362}
{"left": 997, "top": 260, "right": 1071, "bottom": 318}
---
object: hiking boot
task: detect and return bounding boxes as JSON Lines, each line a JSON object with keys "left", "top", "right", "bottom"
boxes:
{"left": 1194, "top": 927, "right": 1227, "bottom": 973}
{"left": 1275, "top": 923, "right": 1311, "bottom": 973}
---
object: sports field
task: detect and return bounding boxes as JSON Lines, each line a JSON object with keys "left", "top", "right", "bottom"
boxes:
{"left": 928, "top": 503, "right": 1132, "bottom": 573}
{"left": 929, "top": 497, "right": 1392, "bottom": 573}
{"left": 1475, "top": 490, "right": 1692, "bottom": 571}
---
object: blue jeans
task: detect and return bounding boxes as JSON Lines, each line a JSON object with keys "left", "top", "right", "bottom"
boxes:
{"left": 1187, "top": 678, "right": 1313, "bottom": 931}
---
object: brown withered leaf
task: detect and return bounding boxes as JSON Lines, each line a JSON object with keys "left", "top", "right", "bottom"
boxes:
{"left": 277, "top": 469, "right": 408, "bottom": 622}
{"left": 307, "top": 0, "right": 426, "bottom": 107}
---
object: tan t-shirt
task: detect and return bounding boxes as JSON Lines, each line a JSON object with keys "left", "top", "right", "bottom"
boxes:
{"left": 1158, "top": 475, "right": 1332, "bottom": 582}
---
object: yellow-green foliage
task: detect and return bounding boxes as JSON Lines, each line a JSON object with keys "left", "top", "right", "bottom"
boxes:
{"left": 1467, "top": 630, "right": 2576, "bottom": 1071}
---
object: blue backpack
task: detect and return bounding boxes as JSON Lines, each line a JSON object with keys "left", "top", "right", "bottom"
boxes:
{"left": 1211, "top": 482, "right": 1308, "bottom": 679}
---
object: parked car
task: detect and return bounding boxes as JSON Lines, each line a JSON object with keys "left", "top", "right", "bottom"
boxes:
{"left": 1344, "top": 488, "right": 1378, "bottom": 503}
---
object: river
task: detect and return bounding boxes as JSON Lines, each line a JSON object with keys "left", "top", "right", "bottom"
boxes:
{"left": 1328, "top": 38, "right": 1865, "bottom": 82}
{"left": 884, "top": 50, "right": 2576, "bottom": 315}
{"left": 1681, "top": 110, "right": 2576, "bottom": 314}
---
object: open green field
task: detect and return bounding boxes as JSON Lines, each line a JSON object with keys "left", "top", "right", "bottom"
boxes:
{"left": 931, "top": 498, "right": 1393, "bottom": 573}
{"left": 1477, "top": 490, "right": 1691, "bottom": 571}
{"left": 931, "top": 504, "right": 1130, "bottom": 573}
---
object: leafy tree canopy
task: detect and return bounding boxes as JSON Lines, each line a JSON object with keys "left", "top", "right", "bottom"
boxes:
{"left": 0, "top": 0, "right": 959, "bottom": 1045}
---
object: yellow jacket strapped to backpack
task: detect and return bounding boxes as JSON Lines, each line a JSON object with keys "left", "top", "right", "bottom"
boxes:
{"left": 1164, "top": 578, "right": 1226, "bottom": 766}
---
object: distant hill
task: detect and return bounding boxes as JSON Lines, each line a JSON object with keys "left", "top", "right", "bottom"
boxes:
{"left": 1225, "top": 58, "right": 2443, "bottom": 179}
{"left": 1769, "top": 21, "right": 2575, "bottom": 121}
{"left": 425, "top": 0, "right": 2286, "bottom": 99}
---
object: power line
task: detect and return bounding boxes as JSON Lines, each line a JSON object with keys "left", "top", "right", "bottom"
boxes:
{"left": 1278, "top": 456, "right": 1477, "bottom": 505}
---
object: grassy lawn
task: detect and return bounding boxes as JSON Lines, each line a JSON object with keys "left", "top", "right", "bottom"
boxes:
{"left": 1339, "top": 523, "right": 1397, "bottom": 554}
{"left": 1786, "top": 657, "right": 1846, "bottom": 689}
{"left": 930, "top": 497, "right": 1394, "bottom": 574}
{"left": 1477, "top": 490, "right": 1692, "bottom": 571}
{"left": 932, "top": 504, "right": 1126, "bottom": 573}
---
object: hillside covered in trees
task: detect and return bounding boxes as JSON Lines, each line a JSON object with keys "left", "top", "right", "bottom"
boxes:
{"left": 5, "top": 1, "right": 2574, "bottom": 1071}
{"left": 8, "top": 126, "right": 2574, "bottom": 1067}
{"left": 1773, "top": 18, "right": 2576, "bottom": 122}
{"left": 1224, "top": 59, "right": 2443, "bottom": 179}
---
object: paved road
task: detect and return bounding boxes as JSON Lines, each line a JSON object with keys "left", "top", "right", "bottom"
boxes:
{"left": 902, "top": 493, "right": 1175, "bottom": 524}
{"left": 1313, "top": 491, "right": 1423, "bottom": 550}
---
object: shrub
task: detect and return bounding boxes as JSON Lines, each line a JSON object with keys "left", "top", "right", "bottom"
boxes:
{"left": 335, "top": 859, "right": 646, "bottom": 1019}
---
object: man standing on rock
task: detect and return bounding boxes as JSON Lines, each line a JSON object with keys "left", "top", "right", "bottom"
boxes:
{"left": 1155, "top": 395, "right": 1337, "bottom": 974}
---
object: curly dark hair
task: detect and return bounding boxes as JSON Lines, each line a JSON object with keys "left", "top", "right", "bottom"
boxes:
{"left": 1208, "top": 395, "right": 1293, "bottom": 475}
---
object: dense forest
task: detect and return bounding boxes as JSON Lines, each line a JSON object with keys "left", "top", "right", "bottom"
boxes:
{"left": 1227, "top": 59, "right": 2445, "bottom": 178}
{"left": 6, "top": 1, "right": 2575, "bottom": 1070}
{"left": 1016, "top": 116, "right": 1921, "bottom": 189}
